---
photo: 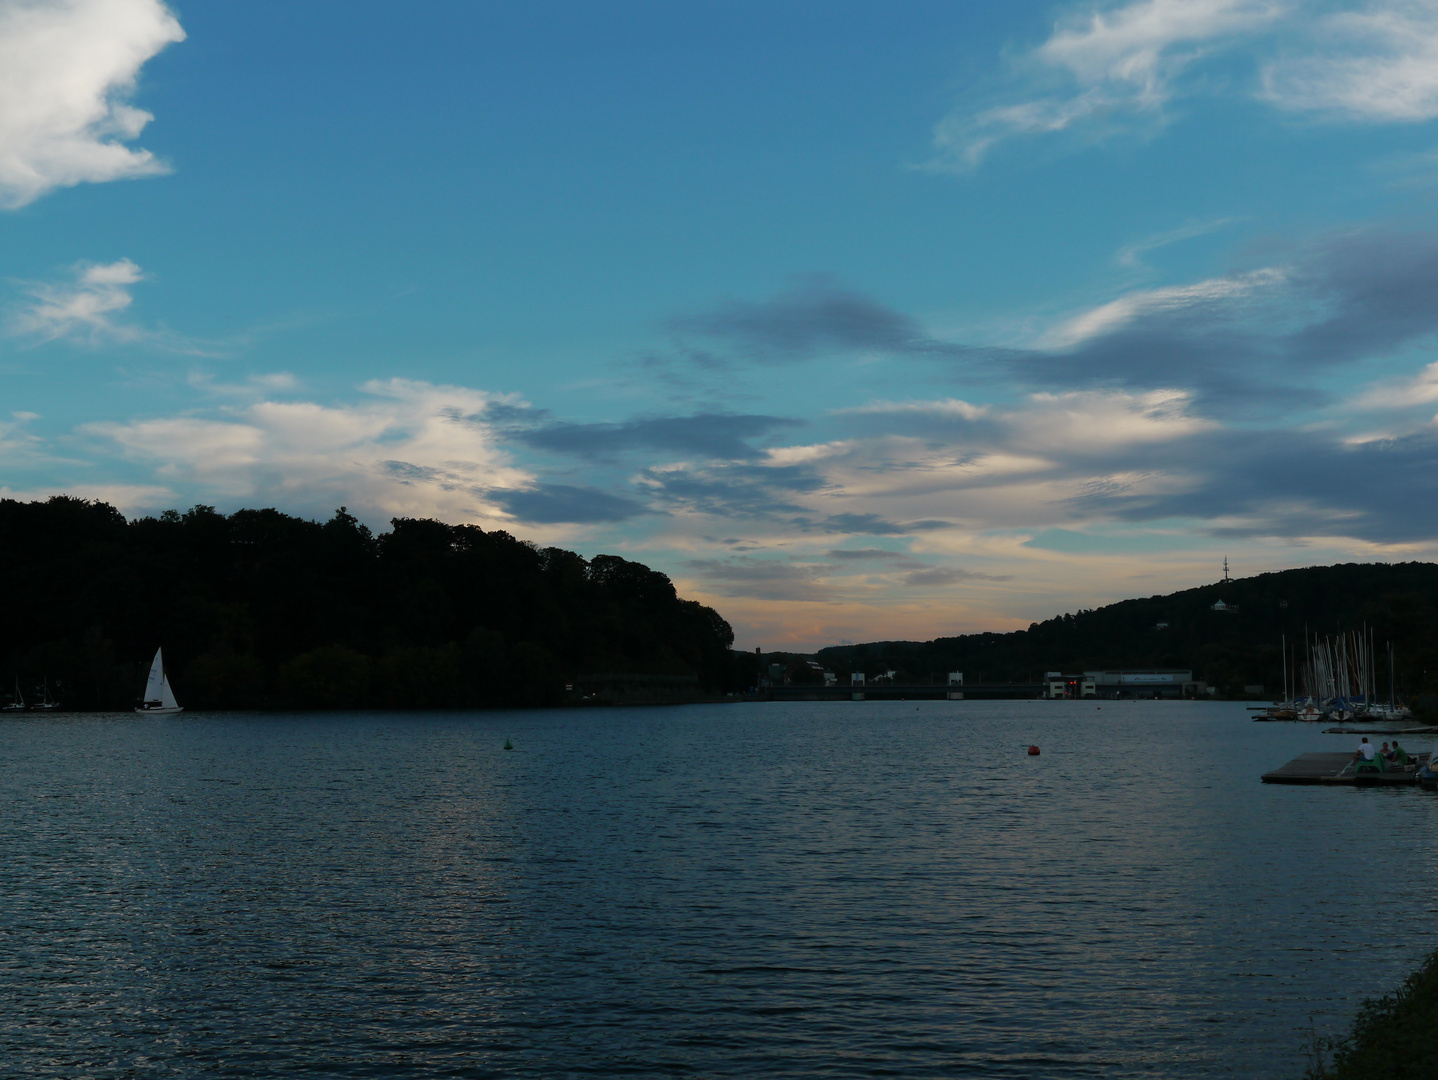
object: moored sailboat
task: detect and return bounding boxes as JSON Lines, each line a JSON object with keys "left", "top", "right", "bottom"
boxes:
{"left": 2, "top": 677, "right": 24, "bottom": 712}
{"left": 135, "top": 648, "right": 183, "bottom": 714}
{"left": 31, "top": 677, "right": 60, "bottom": 711}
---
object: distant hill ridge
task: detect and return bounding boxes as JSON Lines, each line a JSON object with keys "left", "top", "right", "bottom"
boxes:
{"left": 814, "top": 562, "right": 1438, "bottom": 697}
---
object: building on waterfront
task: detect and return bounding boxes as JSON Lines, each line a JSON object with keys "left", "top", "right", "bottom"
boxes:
{"left": 1045, "top": 669, "right": 1204, "bottom": 699}
{"left": 1086, "top": 669, "right": 1203, "bottom": 699}
{"left": 1045, "top": 673, "right": 1097, "bottom": 699}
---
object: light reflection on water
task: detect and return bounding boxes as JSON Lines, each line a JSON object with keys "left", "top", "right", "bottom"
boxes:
{"left": 2, "top": 701, "right": 1435, "bottom": 1077}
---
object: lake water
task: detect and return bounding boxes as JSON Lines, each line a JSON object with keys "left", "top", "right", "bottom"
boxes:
{"left": 3, "top": 701, "right": 1435, "bottom": 1078}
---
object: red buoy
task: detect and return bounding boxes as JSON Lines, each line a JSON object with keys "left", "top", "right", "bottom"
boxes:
{"left": 1028, "top": 745, "right": 1040, "bottom": 755}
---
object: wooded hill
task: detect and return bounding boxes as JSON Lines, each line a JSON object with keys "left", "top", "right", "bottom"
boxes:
{"left": 815, "top": 562, "right": 1438, "bottom": 699}
{"left": 0, "top": 497, "right": 741, "bottom": 710}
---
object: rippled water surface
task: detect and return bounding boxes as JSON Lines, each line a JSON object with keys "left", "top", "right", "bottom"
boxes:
{"left": 3, "top": 701, "right": 1437, "bottom": 1077}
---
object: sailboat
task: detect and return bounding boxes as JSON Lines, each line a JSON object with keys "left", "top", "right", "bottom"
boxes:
{"left": 2, "top": 677, "right": 24, "bottom": 712}
{"left": 135, "top": 648, "right": 183, "bottom": 714}
{"left": 32, "top": 677, "right": 60, "bottom": 711}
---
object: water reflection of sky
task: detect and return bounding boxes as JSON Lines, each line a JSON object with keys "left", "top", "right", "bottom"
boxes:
{"left": 0, "top": 704, "right": 1431, "bottom": 1077}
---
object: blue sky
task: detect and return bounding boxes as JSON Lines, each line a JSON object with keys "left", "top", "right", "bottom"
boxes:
{"left": 6, "top": 0, "right": 1438, "bottom": 648}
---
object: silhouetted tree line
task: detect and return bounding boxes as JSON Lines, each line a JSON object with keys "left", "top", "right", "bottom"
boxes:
{"left": 0, "top": 497, "right": 741, "bottom": 710}
{"left": 817, "top": 563, "right": 1438, "bottom": 701}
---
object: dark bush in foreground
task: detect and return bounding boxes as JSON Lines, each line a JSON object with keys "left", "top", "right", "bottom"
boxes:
{"left": 1307, "top": 949, "right": 1438, "bottom": 1079}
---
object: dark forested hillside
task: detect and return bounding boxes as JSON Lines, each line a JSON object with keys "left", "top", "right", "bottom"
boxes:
{"left": 817, "top": 563, "right": 1438, "bottom": 699}
{"left": 0, "top": 497, "right": 742, "bottom": 709}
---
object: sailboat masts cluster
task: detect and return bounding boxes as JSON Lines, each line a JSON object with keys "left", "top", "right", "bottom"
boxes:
{"left": 1279, "top": 625, "right": 1408, "bottom": 721}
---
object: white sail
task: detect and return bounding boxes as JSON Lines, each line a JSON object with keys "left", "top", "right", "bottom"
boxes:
{"left": 159, "top": 671, "right": 179, "bottom": 711}
{"left": 144, "top": 648, "right": 165, "bottom": 702}
{"left": 137, "top": 648, "right": 183, "bottom": 713}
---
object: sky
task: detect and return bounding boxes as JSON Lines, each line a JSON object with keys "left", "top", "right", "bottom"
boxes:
{"left": 5, "top": 0, "right": 1438, "bottom": 649}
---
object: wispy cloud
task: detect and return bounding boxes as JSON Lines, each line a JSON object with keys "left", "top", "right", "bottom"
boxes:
{"left": 9, "top": 258, "right": 147, "bottom": 343}
{"left": 1038, "top": 267, "right": 1287, "bottom": 348}
{"left": 1114, "top": 216, "right": 1243, "bottom": 268}
{"left": 1262, "top": 2, "right": 1438, "bottom": 120}
{"left": 1065, "top": 426, "right": 1438, "bottom": 543}
{"left": 0, "top": 0, "right": 185, "bottom": 208}
{"left": 1014, "top": 229, "right": 1438, "bottom": 406}
{"left": 8, "top": 257, "right": 222, "bottom": 353}
{"left": 819, "top": 513, "right": 954, "bottom": 535}
{"left": 932, "top": 1, "right": 1438, "bottom": 170}
{"left": 837, "top": 398, "right": 990, "bottom": 421}
{"left": 1355, "top": 359, "right": 1438, "bottom": 410}
{"left": 931, "top": 0, "right": 1285, "bottom": 169}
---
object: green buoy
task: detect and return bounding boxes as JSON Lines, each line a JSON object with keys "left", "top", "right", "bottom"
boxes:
{"left": 503, "top": 738, "right": 513, "bottom": 751}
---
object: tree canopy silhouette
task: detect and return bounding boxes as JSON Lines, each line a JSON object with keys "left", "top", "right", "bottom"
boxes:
{"left": 0, "top": 496, "right": 739, "bottom": 709}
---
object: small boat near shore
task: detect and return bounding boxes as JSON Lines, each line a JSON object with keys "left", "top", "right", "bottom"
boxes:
{"left": 3, "top": 677, "right": 63, "bottom": 712}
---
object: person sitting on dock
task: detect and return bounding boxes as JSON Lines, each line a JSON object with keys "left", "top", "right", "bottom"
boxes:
{"left": 1353, "top": 737, "right": 1387, "bottom": 774}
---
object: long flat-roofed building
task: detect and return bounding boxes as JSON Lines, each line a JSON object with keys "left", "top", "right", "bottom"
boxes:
{"left": 1083, "top": 669, "right": 1201, "bottom": 699}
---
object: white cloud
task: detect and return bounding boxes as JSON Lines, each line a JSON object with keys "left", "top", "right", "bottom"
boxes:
{"left": 0, "top": 0, "right": 184, "bottom": 208}
{"left": 9, "top": 256, "right": 146, "bottom": 342}
{"left": 1012, "top": 388, "right": 1216, "bottom": 450}
{"left": 1036, "top": 0, "right": 1285, "bottom": 84}
{"left": 1114, "top": 216, "right": 1242, "bottom": 268}
{"left": 761, "top": 440, "right": 855, "bottom": 467}
{"left": 932, "top": 0, "right": 1285, "bottom": 169}
{"left": 837, "top": 398, "right": 990, "bottom": 420}
{"left": 83, "top": 379, "right": 538, "bottom": 526}
{"left": 1262, "top": 2, "right": 1438, "bottom": 120}
{"left": 935, "top": 1, "right": 1438, "bottom": 169}
{"left": 638, "top": 388, "right": 1215, "bottom": 548}
{"left": 1356, "top": 359, "right": 1438, "bottom": 408}
{"left": 1039, "top": 267, "right": 1286, "bottom": 347}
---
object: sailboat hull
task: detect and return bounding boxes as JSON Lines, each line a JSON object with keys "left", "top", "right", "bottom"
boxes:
{"left": 134, "top": 704, "right": 183, "bottom": 714}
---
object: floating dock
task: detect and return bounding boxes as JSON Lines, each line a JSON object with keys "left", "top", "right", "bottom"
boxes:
{"left": 1261, "top": 751, "right": 1431, "bottom": 786}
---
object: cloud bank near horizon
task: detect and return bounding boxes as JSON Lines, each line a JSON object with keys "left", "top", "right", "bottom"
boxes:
{"left": 8, "top": 221, "right": 1438, "bottom": 646}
